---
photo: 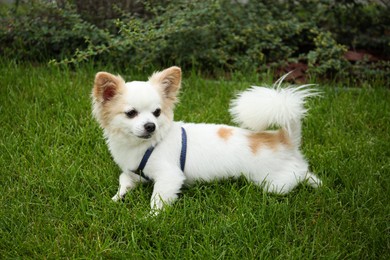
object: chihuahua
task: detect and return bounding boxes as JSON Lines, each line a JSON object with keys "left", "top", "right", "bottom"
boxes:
{"left": 92, "top": 67, "right": 321, "bottom": 211}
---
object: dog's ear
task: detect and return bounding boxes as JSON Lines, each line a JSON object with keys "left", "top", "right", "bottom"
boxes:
{"left": 149, "top": 66, "right": 181, "bottom": 104}
{"left": 93, "top": 72, "right": 125, "bottom": 102}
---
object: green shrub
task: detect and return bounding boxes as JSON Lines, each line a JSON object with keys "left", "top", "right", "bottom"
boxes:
{"left": 318, "top": 1, "right": 390, "bottom": 57}
{"left": 307, "top": 30, "right": 349, "bottom": 76}
{"left": 54, "top": 0, "right": 329, "bottom": 73}
{"left": 1, "top": 0, "right": 388, "bottom": 79}
{"left": 0, "top": 1, "right": 109, "bottom": 61}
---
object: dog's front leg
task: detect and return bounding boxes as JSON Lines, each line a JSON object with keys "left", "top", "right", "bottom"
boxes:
{"left": 112, "top": 171, "right": 142, "bottom": 202}
{"left": 150, "top": 169, "right": 186, "bottom": 211}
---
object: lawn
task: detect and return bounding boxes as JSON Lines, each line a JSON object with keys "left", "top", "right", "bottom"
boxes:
{"left": 0, "top": 61, "right": 389, "bottom": 259}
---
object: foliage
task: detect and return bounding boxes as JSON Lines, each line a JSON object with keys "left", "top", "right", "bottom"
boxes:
{"left": 0, "top": 0, "right": 389, "bottom": 78}
{"left": 0, "top": 1, "right": 109, "bottom": 61}
{"left": 318, "top": 1, "right": 390, "bottom": 56}
{"left": 52, "top": 0, "right": 343, "bottom": 73}
{"left": 307, "top": 30, "right": 349, "bottom": 75}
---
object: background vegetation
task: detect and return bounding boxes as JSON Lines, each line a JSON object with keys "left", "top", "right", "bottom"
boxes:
{"left": 1, "top": 0, "right": 389, "bottom": 83}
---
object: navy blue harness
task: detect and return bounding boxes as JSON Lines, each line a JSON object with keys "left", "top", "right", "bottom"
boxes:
{"left": 135, "top": 127, "right": 187, "bottom": 181}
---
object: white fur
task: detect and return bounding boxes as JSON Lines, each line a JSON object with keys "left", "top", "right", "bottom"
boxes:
{"left": 230, "top": 80, "right": 318, "bottom": 147}
{"left": 92, "top": 67, "right": 321, "bottom": 212}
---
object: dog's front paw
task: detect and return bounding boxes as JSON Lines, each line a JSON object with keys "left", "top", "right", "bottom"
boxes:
{"left": 111, "top": 193, "right": 122, "bottom": 202}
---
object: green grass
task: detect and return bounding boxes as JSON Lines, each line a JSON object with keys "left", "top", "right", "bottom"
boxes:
{"left": 1, "top": 61, "right": 389, "bottom": 259}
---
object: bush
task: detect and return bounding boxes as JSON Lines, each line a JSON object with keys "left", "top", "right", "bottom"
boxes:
{"left": 1, "top": 0, "right": 388, "bottom": 79}
{"left": 0, "top": 1, "right": 109, "bottom": 61}
{"left": 319, "top": 1, "right": 390, "bottom": 57}
{"left": 54, "top": 1, "right": 336, "bottom": 73}
{"left": 307, "top": 30, "right": 349, "bottom": 76}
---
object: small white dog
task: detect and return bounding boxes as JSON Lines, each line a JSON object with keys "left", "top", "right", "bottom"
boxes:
{"left": 92, "top": 66, "right": 321, "bottom": 211}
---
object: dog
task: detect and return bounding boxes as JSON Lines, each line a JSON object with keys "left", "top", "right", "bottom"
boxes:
{"left": 92, "top": 66, "right": 321, "bottom": 212}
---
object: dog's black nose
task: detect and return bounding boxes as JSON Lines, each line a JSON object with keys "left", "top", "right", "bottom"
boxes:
{"left": 144, "top": 122, "right": 156, "bottom": 133}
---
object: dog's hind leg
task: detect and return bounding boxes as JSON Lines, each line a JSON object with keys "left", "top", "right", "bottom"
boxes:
{"left": 305, "top": 172, "right": 322, "bottom": 188}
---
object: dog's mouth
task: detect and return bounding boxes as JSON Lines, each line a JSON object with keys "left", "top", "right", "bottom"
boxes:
{"left": 138, "top": 134, "right": 153, "bottom": 139}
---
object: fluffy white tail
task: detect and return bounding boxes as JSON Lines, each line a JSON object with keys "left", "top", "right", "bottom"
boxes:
{"left": 229, "top": 75, "right": 318, "bottom": 147}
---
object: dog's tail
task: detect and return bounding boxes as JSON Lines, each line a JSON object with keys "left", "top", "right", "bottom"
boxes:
{"left": 229, "top": 74, "right": 318, "bottom": 148}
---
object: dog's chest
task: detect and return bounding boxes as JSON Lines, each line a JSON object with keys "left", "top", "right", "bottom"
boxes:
{"left": 108, "top": 139, "right": 145, "bottom": 172}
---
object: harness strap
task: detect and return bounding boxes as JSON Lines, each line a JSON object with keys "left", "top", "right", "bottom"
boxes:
{"left": 136, "top": 146, "right": 155, "bottom": 181}
{"left": 180, "top": 127, "right": 187, "bottom": 172}
{"left": 135, "top": 127, "right": 187, "bottom": 181}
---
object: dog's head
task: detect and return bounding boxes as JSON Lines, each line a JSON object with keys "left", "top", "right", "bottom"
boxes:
{"left": 92, "top": 66, "right": 181, "bottom": 142}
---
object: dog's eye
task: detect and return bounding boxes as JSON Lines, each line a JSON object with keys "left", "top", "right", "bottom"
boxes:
{"left": 153, "top": 108, "right": 161, "bottom": 117}
{"left": 125, "top": 109, "right": 138, "bottom": 118}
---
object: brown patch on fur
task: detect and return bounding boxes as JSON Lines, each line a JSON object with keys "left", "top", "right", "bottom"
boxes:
{"left": 93, "top": 72, "right": 125, "bottom": 103}
{"left": 248, "top": 129, "right": 291, "bottom": 154}
{"left": 99, "top": 98, "right": 127, "bottom": 129}
{"left": 217, "top": 127, "right": 233, "bottom": 141}
{"left": 92, "top": 72, "right": 126, "bottom": 127}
